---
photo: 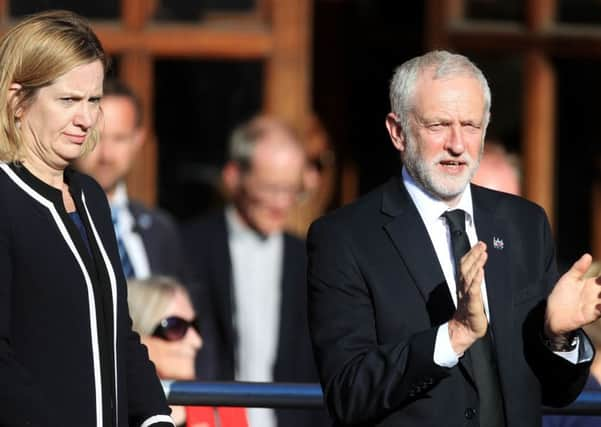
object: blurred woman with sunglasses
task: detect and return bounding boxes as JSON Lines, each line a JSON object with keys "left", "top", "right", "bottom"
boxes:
{"left": 127, "top": 276, "right": 248, "bottom": 427}
{"left": 0, "top": 10, "right": 172, "bottom": 427}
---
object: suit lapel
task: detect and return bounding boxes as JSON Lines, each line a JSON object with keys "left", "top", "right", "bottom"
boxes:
{"left": 472, "top": 187, "right": 513, "bottom": 389}
{"left": 128, "top": 202, "right": 158, "bottom": 270}
{"left": 216, "top": 213, "right": 236, "bottom": 359}
{"left": 275, "top": 234, "right": 294, "bottom": 380}
{"left": 381, "top": 178, "right": 454, "bottom": 327}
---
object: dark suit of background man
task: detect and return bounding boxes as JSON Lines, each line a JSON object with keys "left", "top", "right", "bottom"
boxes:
{"left": 183, "top": 116, "right": 328, "bottom": 427}
{"left": 75, "top": 79, "right": 187, "bottom": 281}
{"left": 307, "top": 50, "right": 601, "bottom": 427}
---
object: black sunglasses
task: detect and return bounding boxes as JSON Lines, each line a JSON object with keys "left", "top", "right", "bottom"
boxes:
{"left": 152, "top": 316, "right": 200, "bottom": 341}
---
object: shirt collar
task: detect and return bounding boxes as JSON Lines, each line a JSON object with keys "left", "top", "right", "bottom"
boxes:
{"left": 225, "top": 204, "right": 282, "bottom": 242}
{"left": 402, "top": 166, "right": 474, "bottom": 226}
{"left": 110, "top": 181, "right": 129, "bottom": 212}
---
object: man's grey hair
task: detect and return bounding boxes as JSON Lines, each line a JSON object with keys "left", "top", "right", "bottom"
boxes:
{"left": 228, "top": 115, "right": 301, "bottom": 172}
{"left": 389, "top": 50, "right": 491, "bottom": 135}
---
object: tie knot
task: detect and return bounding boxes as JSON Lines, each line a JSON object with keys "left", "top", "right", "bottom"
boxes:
{"left": 443, "top": 209, "right": 466, "bottom": 234}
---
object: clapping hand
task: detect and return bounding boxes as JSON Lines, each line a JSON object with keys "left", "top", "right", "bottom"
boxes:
{"left": 448, "top": 242, "right": 489, "bottom": 355}
{"left": 545, "top": 254, "right": 601, "bottom": 340}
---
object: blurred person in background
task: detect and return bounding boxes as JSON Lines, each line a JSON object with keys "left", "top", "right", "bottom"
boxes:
{"left": 128, "top": 276, "right": 248, "bottom": 427}
{"left": 471, "top": 141, "right": 521, "bottom": 196}
{"left": 286, "top": 114, "right": 336, "bottom": 237}
{"left": 0, "top": 10, "right": 173, "bottom": 426}
{"left": 75, "top": 78, "right": 187, "bottom": 281}
{"left": 182, "top": 115, "right": 329, "bottom": 427}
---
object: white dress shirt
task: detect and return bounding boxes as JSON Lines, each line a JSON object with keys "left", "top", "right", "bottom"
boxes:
{"left": 401, "top": 168, "right": 589, "bottom": 367}
{"left": 226, "top": 206, "right": 282, "bottom": 427}
{"left": 110, "top": 183, "right": 151, "bottom": 279}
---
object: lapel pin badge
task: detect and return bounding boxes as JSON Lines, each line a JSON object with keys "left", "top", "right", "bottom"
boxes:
{"left": 493, "top": 236, "right": 504, "bottom": 250}
{"left": 138, "top": 213, "right": 153, "bottom": 230}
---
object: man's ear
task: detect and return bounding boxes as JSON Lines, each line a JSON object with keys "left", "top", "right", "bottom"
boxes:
{"left": 221, "top": 161, "right": 242, "bottom": 198}
{"left": 8, "top": 83, "right": 23, "bottom": 118}
{"left": 385, "top": 113, "right": 407, "bottom": 153}
{"left": 131, "top": 127, "right": 146, "bottom": 154}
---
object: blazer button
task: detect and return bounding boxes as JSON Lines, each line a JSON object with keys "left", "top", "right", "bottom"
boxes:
{"left": 464, "top": 407, "right": 476, "bottom": 419}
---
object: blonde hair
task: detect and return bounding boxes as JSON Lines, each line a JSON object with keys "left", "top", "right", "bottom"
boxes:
{"left": 0, "top": 10, "right": 107, "bottom": 162}
{"left": 127, "top": 276, "right": 189, "bottom": 336}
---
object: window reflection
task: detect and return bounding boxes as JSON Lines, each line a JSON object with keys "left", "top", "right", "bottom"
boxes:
{"left": 152, "top": 0, "right": 255, "bottom": 22}
{"left": 559, "top": 0, "right": 601, "bottom": 24}
{"left": 154, "top": 60, "right": 262, "bottom": 220}
{"left": 465, "top": 0, "right": 523, "bottom": 22}
{"left": 10, "top": 1, "right": 118, "bottom": 19}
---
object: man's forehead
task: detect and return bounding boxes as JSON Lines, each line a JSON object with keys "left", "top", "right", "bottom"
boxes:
{"left": 412, "top": 73, "right": 485, "bottom": 109}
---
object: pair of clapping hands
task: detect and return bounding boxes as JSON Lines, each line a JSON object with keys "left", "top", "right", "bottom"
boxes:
{"left": 448, "top": 243, "right": 601, "bottom": 354}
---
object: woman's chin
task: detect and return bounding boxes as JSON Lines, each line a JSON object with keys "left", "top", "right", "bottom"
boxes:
{"left": 162, "top": 366, "right": 195, "bottom": 381}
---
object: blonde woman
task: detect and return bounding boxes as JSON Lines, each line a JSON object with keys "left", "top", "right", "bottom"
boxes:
{"left": 0, "top": 10, "right": 173, "bottom": 426}
{"left": 128, "top": 277, "right": 248, "bottom": 427}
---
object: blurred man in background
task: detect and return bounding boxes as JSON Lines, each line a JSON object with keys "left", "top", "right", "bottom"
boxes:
{"left": 472, "top": 141, "right": 521, "bottom": 196}
{"left": 76, "top": 78, "right": 187, "bottom": 281}
{"left": 182, "top": 115, "right": 328, "bottom": 427}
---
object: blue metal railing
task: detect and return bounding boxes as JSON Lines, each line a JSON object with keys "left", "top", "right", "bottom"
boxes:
{"left": 162, "top": 381, "right": 601, "bottom": 415}
{"left": 163, "top": 381, "right": 323, "bottom": 408}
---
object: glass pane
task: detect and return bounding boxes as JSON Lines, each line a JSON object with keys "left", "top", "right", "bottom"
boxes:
{"left": 153, "top": 0, "right": 255, "bottom": 22}
{"left": 106, "top": 56, "right": 120, "bottom": 79}
{"left": 10, "top": 0, "right": 119, "bottom": 19}
{"left": 558, "top": 0, "right": 601, "bottom": 24}
{"left": 555, "top": 58, "right": 598, "bottom": 263}
{"left": 471, "top": 55, "right": 523, "bottom": 153}
{"left": 154, "top": 60, "right": 262, "bottom": 220}
{"left": 465, "top": 0, "right": 524, "bottom": 22}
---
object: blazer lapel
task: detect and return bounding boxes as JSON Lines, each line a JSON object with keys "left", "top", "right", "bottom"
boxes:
{"left": 274, "top": 234, "right": 296, "bottom": 380}
{"left": 381, "top": 178, "right": 455, "bottom": 327}
{"left": 128, "top": 203, "right": 158, "bottom": 269}
{"left": 216, "top": 214, "right": 236, "bottom": 358}
{"left": 472, "top": 187, "right": 513, "bottom": 389}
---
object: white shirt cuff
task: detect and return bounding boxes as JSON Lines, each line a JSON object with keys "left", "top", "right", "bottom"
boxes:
{"left": 433, "top": 323, "right": 460, "bottom": 368}
{"left": 552, "top": 330, "right": 594, "bottom": 364}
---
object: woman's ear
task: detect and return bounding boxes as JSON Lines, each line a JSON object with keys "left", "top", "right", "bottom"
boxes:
{"left": 8, "top": 83, "right": 23, "bottom": 118}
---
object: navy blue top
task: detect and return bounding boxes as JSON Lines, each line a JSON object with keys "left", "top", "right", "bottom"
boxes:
{"left": 69, "top": 211, "right": 91, "bottom": 256}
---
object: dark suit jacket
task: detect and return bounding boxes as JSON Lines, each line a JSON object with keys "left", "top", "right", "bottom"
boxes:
{"left": 128, "top": 200, "right": 189, "bottom": 282}
{"left": 307, "top": 177, "right": 590, "bottom": 427}
{"left": 182, "top": 210, "right": 329, "bottom": 427}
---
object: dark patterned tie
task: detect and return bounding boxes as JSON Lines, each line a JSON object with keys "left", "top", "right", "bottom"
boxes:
{"left": 111, "top": 208, "right": 136, "bottom": 279}
{"left": 443, "top": 209, "right": 505, "bottom": 427}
